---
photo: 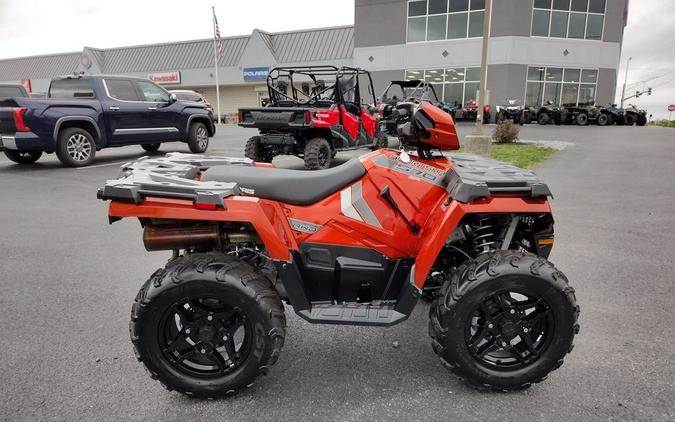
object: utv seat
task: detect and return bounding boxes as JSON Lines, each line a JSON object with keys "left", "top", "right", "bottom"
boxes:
{"left": 200, "top": 158, "right": 366, "bottom": 205}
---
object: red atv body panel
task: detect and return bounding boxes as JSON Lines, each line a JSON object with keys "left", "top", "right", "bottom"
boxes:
{"left": 108, "top": 149, "right": 550, "bottom": 289}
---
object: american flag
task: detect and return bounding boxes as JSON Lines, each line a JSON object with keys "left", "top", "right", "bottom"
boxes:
{"left": 213, "top": 8, "right": 224, "bottom": 57}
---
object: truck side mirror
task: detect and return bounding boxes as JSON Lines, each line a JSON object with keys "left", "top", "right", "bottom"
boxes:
{"left": 169, "top": 93, "right": 177, "bottom": 104}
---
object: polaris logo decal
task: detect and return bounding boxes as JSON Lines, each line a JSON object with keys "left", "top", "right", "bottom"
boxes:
{"left": 340, "top": 182, "right": 382, "bottom": 228}
{"left": 372, "top": 155, "right": 445, "bottom": 186}
{"left": 288, "top": 218, "right": 321, "bottom": 233}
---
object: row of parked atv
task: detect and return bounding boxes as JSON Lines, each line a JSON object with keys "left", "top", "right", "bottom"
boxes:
{"left": 495, "top": 100, "right": 648, "bottom": 127}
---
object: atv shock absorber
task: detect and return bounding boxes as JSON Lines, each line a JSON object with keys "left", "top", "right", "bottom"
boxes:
{"left": 471, "top": 218, "right": 496, "bottom": 255}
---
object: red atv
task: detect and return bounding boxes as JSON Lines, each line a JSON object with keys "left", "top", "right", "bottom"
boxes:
{"left": 239, "top": 66, "right": 387, "bottom": 170}
{"left": 99, "top": 102, "right": 579, "bottom": 398}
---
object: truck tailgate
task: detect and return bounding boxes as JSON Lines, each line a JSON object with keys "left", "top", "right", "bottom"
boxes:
{"left": 0, "top": 107, "right": 17, "bottom": 134}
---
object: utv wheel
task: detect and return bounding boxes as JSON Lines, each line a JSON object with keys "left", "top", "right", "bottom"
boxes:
{"left": 3, "top": 150, "right": 42, "bottom": 164}
{"left": 624, "top": 114, "right": 636, "bottom": 126}
{"left": 575, "top": 113, "right": 588, "bottom": 126}
{"left": 56, "top": 127, "right": 96, "bottom": 167}
{"left": 142, "top": 143, "right": 161, "bottom": 152}
{"left": 304, "top": 137, "right": 331, "bottom": 170}
{"left": 188, "top": 122, "right": 209, "bottom": 153}
{"left": 537, "top": 113, "right": 550, "bottom": 125}
{"left": 130, "top": 253, "right": 286, "bottom": 399}
{"left": 596, "top": 114, "right": 609, "bottom": 126}
{"left": 244, "top": 136, "right": 273, "bottom": 163}
{"left": 429, "top": 250, "right": 579, "bottom": 391}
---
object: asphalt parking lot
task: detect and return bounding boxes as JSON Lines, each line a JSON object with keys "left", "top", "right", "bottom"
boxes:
{"left": 1, "top": 123, "right": 674, "bottom": 422}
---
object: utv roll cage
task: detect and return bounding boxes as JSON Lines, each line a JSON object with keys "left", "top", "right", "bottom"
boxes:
{"left": 381, "top": 80, "right": 440, "bottom": 104}
{"left": 266, "top": 66, "right": 376, "bottom": 108}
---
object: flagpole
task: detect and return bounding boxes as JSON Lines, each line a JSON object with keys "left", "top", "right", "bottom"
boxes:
{"left": 212, "top": 6, "right": 221, "bottom": 124}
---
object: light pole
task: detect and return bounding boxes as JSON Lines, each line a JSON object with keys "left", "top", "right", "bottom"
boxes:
{"left": 620, "top": 56, "right": 632, "bottom": 108}
{"left": 472, "top": 0, "right": 492, "bottom": 136}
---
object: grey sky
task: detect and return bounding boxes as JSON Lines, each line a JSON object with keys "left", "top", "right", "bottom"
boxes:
{"left": 0, "top": 0, "right": 673, "bottom": 117}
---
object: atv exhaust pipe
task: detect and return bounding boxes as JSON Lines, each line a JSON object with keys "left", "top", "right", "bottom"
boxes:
{"left": 143, "top": 224, "right": 261, "bottom": 251}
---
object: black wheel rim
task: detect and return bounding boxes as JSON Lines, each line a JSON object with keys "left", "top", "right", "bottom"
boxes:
{"left": 318, "top": 146, "right": 329, "bottom": 168}
{"left": 464, "top": 288, "right": 554, "bottom": 371}
{"left": 159, "top": 297, "right": 253, "bottom": 378}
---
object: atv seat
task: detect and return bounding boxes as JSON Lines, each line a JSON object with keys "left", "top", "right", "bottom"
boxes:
{"left": 201, "top": 158, "right": 366, "bottom": 205}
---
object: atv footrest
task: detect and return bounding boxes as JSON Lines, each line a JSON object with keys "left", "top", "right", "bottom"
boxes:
{"left": 297, "top": 303, "right": 407, "bottom": 327}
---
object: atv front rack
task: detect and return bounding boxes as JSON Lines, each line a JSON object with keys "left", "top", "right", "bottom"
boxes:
{"left": 97, "top": 153, "right": 251, "bottom": 208}
{"left": 446, "top": 154, "right": 552, "bottom": 202}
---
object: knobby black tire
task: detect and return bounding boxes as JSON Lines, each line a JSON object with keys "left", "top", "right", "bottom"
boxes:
{"left": 244, "top": 136, "right": 273, "bottom": 163}
{"left": 130, "top": 252, "right": 286, "bottom": 398}
{"left": 538, "top": 113, "right": 550, "bottom": 125}
{"left": 303, "top": 137, "right": 331, "bottom": 170}
{"left": 428, "top": 250, "right": 580, "bottom": 391}
{"left": 3, "top": 150, "right": 42, "bottom": 164}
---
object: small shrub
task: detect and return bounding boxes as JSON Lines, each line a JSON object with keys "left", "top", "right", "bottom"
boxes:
{"left": 492, "top": 121, "right": 520, "bottom": 143}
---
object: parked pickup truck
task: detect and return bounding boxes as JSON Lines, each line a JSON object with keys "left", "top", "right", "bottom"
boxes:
{"left": 0, "top": 75, "right": 215, "bottom": 166}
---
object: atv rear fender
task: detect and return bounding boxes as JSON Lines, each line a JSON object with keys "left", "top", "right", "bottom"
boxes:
{"left": 413, "top": 196, "right": 551, "bottom": 289}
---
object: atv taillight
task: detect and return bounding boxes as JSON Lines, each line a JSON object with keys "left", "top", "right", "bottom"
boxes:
{"left": 13, "top": 107, "right": 30, "bottom": 132}
{"left": 484, "top": 104, "right": 491, "bottom": 113}
{"left": 304, "top": 111, "right": 312, "bottom": 125}
{"left": 237, "top": 111, "right": 244, "bottom": 124}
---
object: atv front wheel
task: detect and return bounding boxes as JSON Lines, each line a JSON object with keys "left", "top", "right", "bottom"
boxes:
{"left": 130, "top": 253, "right": 286, "bottom": 398}
{"left": 537, "top": 113, "right": 550, "bottom": 125}
{"left": 636, "top": 115, "right": 647, "bottom": 126}
{"left": 596, "top": 114, "right": 609, "bottom": 126}
{"left": 624, "top": 114, "right": 636, "bottom": 126}
{"left": 304, "top": 137, "right": 331, "bottom": 170}
{"left": 575, "top": 113, "right": 588, "bottom": 126}
{"left": 4, "top": 150, "right": 42, "bottom": 164}
{"left": 429, "top": 251, "right": 579, "bottom": 391}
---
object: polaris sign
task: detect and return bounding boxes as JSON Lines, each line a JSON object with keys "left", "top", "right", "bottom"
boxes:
{"left": 243, "top": 67, "right": 269, "bottom": 82}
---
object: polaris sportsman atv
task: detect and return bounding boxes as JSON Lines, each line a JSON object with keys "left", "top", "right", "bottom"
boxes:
{"left": 239, "top": 66, "right": 386, "bottom": 170}
{"left": 99, "top": 101, "right": 579, "bottom": 398}
{"left": 530, "top": 100, "right": 564, "bottom": 125}
{"left": 623, "top": 104, "right": 648, "bottom": 126}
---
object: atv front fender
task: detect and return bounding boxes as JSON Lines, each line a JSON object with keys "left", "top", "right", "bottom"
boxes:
{"left": 413, "top": 196, "right": 551, "bottom": 288}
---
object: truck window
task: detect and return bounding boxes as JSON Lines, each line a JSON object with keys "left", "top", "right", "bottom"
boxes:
{"left": 49, "top": 79, "right": 95, "bottom": 98}
{"left": 0, "top": 86, "right": 26, "bottom": 98}
{"left": 105, "top": 79, "right": 140, "bottom": 101}
{"left": 136, "top": 81, "right": 170, "bottom": 103}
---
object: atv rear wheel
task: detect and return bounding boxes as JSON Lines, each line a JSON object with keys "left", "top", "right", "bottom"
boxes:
{"left": 575, "top": 113, "right": 588, "bottom": 126}
{"left": 3, "top": 150, "right": 42, "bottom": 164}
{"left": 636, "top": 115, "right": 647, "bottom": 126}
{"left": 429, "top": 250, "right": 579, "bottom": 391}
{"left": 537, "top": 113, "right": 550, "bottom": 125}
{"left": 245, "top": 136, "right": 274, "bottom": 163}
{"left": 304, "top": 137, "right": 331, "bottom": 170}
{"left": 624, "top": 114, "right": 636, "bottom": 126}
{"left": 130, "top": 253, "right": 286, "bottom": 398}
{"left": 596, "top": 114, "right": 609, "bottom": 126}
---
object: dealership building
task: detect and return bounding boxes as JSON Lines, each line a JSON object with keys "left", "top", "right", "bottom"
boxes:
{"left": 0, "top": 0, "right": 628, "bottom": 118}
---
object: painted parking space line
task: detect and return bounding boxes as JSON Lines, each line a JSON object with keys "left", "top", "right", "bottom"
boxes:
{"left": 74, "top": 160, "right": 129, "bottom": 170}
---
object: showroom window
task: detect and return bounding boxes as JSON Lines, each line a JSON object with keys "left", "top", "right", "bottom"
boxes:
{"left": 525, "top": 66, "right": 598, "bottom": 106}
{"left": 531, "top": 0, "right": 605, "bottom": 40}
{"left": 407, "top": 0, "right": 485, "bottom": 43}
{"left": 405, "top": 66, "right": 481, "bottom": 106}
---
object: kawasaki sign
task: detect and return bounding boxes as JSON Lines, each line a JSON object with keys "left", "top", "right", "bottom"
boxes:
{"left": 243, "top": 67, "right": 269, "bottom": 82}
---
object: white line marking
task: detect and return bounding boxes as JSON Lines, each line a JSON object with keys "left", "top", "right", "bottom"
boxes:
{"left": 74, "top": 160, "right": 129, "bottom": 170}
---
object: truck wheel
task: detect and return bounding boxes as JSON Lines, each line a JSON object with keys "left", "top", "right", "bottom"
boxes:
{"left": 429, "top": 250, "right": 579, "bottom": 391}
{"left": 636, "top": 115, "right": 647, "bottom": 126}
{"left": 596, "top": 114, "right": 609, "bottom": 126}
{"left": 56, "top": 127, "right": 96, "bottom": 167}
{"left": 624, "top": 114, "right": 636, "bottom": 126}
{"left": 3, "top": 150, "right": 42, "bottom": 164}
{"left": 244, "top": 136, "right": 273, "bottom": 163}
{"left": 304, "top": 138, "right": 331, "bottom": 170}
{"left": 142, "top": 143, "right": 161, "bottom": 152}
{"left": 130, "top": 252, "right": 286, "bottom": 399}
{"left": 188, "top": 122, "right": 209, "bottom": 153}
{"left": 575, "top": 113, "right": 588, "bottom": 126}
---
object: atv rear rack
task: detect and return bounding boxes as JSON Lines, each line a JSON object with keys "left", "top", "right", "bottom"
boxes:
{"left": 446, "top": 154, "right": 552, "bottom": 202}
{"left": 97, "top": 153, "right": 251, "bottom": 208}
